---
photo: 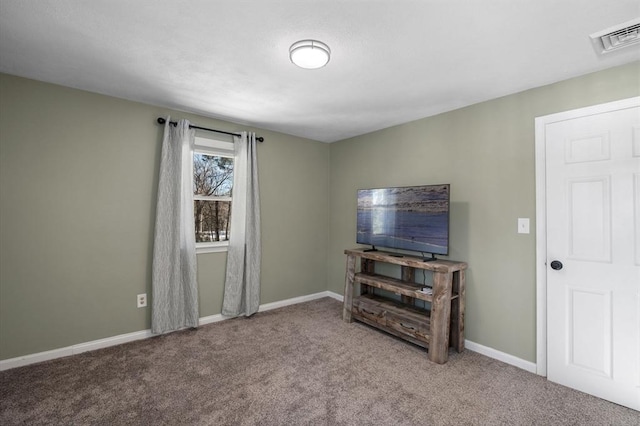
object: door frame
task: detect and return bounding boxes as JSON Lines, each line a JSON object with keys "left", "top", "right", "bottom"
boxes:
{"left": 534, "top": 96, "right": 640, "bottom": 377}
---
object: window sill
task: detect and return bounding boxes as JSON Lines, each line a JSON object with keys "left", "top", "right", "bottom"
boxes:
{"left": 196, "top": 242, "right": 229, "bottom": 254}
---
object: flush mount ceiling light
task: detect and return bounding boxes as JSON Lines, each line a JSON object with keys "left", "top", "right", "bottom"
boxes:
{"left": 289, "top": 40, "right": 331, "bottom": 69}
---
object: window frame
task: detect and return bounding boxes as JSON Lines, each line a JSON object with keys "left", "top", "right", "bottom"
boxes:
{"left": 193, "top": 135, "right": 235, "bottom": 254}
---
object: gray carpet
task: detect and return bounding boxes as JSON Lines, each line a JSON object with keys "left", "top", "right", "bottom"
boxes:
{"left": 1, "top": 297, "right": 638, "bottom": 425}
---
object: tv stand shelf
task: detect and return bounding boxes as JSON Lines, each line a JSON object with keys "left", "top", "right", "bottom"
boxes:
{"left": 355, "top": 272, "right": 459, "bottom": 302}
{"left": 343, "top": 248, "right": 467, "bottom": 364}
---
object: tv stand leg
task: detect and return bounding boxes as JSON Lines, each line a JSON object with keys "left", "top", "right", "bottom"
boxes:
{"left": 429, "top": 272, "right": 453, "bottom": 363}
{"left": 343, "top": 254, "right": 356, "bottom": 322}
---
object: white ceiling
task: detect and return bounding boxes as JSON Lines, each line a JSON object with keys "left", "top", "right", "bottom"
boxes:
{"left": 0, "top": 1, "right": 638, "bottom": 142}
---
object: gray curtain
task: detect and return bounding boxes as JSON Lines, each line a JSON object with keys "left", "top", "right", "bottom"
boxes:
{"left": 222, "top": 132, "right": 261, "bottom": 317}
{"left": 151, "top": 118, "right": 199, "bottom": 334}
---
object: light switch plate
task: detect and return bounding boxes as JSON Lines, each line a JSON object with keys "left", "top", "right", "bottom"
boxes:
{"left": 518, "top": 218, "right": 530, "bottom": 234}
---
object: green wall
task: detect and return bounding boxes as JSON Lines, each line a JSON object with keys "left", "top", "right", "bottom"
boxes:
{"left": 0, "top": 74, "right": 329, "bottom": 360}
{"left": 327, "top": 61, "right": 640, "bottom": 362}
{"left": 2, "top": 62, "right": 639, "bottom": 363}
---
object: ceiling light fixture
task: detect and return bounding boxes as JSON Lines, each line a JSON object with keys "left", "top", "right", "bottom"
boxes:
{"left": 289, "top": 40, "right": 331, "bottom": 69}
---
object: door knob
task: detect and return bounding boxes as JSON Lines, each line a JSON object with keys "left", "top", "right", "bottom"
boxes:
{"left": 550, "top": 260, "right": 563, "bottom": 270}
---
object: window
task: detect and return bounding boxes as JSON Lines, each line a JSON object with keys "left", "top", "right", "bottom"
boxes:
{"left": 193, "top": 136, "right": 235, "bottom": 253}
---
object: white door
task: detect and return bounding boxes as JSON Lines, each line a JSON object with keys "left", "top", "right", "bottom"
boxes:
{"left": 542, "top": 98, "right": 640, "bottom": 411}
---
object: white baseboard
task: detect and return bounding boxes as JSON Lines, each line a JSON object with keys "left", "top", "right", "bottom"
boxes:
{"left": 198, "top": 313, "right": 228, "bottom": 326}
{"left": 325, "top": 291, "right": 344, "bottom": 302}
{"left": 326, "top": 291, "right": 535, "bottom": 373}
{"left": 465, "top": 339, "right": 537, "bottom": 373}
{"left": 1, "top": 291, "right": 535, "bottom": 376}
{"left": 199, "top": 291, "right": 344, "bottom": 324}
{"left": 258, "top": 290, "right": 340, "bottom": 312}
{"left": 0, "top": 291, "right": 338, "bottom": 371}
{"left": 0, "top": 329, "right": 153, "bottom": 371}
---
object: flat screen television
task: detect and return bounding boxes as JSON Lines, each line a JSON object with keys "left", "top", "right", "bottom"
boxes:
{"left": 357, "top": 184, "right": 450, "bottom": 258}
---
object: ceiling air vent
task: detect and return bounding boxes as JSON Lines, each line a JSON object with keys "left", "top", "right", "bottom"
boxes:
{"left": 590, "top": 18, "right": 640, "bottom": 53}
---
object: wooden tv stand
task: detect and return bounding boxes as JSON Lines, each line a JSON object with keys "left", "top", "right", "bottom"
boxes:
{"left": 342, "top": 248, "right": 467, "bottom": 364}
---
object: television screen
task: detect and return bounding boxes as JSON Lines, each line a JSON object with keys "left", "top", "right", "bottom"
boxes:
{"left": 357, "top": 184, "right": 450, "bottom": 255}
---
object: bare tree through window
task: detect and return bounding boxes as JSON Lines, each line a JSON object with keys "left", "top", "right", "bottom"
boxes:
{"left": 193, "top": 153, "right": 233, "bottom": 243}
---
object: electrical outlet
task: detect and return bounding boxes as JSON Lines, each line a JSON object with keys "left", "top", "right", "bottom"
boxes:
{"left": 137, "top": 293, "right": 147, "bottom": 308}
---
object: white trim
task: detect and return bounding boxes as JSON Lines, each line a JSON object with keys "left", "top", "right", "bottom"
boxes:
{"left": 534, "top": 112, "right": 549, "bottom": 376}
{"left": 258, "top": 291, "right": 342, "bottom": 312}
{"left": 0, "top": 329, "right": 153, "bottom": 371}
{"left": 534, "top": 96, "right": 640, "bottom": 378}
{"left": 193, "top": 195, "right": 232, "bottom": 202}
{"left": 465, "top": 340, "right": 537, "bottom": 373}
{"left": 71, "top": 330, "right": 153, "bottom": 354}
{"left": 196, "top": 242, "right": 229, "bottom": 254}
{"left": 199, "top": 291, "right": 344, "bottom": 324}
{"left": 194, "top": 136, "right": 234, "bottom": 152}
{"left": 0, "top": 291, "right": 339, "bottom": 371}
{"left": 197, "top": 313, "right": 228, "bottom": 326}
{"left": 325, "top": 291, "right": 344, "bottom": 302}
{"left": 1, "top": 289, "right": 538, "bottom": 376}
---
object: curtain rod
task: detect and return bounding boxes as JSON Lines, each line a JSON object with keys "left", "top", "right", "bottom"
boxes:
{"left": 156, "top": 117, "right": 264, "bottom": 142}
